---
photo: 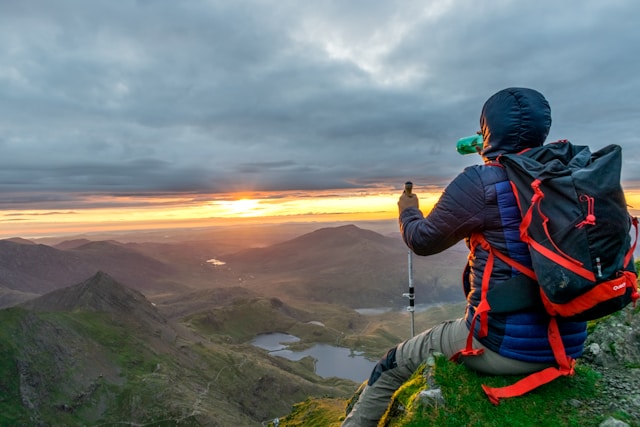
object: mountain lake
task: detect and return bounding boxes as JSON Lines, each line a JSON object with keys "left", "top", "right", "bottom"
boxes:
{"left": 251, "top": 332, "right": 376, "bottom": 383}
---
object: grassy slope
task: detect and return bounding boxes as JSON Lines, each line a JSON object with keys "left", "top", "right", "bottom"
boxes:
{"left": 382, "top": 359, "right": 601, "bottom": 427}
{"left": 0, "top": 303, "right": 355, "bottom": 426}
{"left": 271, "top": 358, "right": 610, "bottom": 427}
{"left": 0, "top": 308, "right": 213, "bottom": 426}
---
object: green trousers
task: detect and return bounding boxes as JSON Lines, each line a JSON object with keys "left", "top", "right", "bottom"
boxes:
{"left": 340, "top": 318, "right": 552, "bottom": 427}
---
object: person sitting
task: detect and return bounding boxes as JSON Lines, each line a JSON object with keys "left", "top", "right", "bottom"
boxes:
{"left": 341, "top": 87, "right": 587, "bottom": 427}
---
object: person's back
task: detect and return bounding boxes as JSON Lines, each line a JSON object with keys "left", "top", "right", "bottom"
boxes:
{"left": 341, "top": 88, "right": 587, "bottom": 427}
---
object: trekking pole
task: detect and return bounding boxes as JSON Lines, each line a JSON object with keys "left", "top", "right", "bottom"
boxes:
{"left": 402, "top": 181, "right": 416, "bottom": 338}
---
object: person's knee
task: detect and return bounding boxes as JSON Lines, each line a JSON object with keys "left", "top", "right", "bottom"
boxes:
{"left": 368, "top": 346, "right": 398, "bottom": 386}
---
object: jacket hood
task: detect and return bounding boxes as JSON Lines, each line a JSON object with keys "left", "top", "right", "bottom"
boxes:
{"left": 480, "top": 87, "right": 552, "bottom": 160}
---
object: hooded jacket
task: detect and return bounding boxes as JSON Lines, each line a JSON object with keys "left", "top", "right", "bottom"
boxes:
{"left": 399, "top": 88, "right": 587, "bottom": 363}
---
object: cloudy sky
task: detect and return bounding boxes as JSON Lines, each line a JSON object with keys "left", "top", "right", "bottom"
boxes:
{"left": 1, "top": 0, "right": 640, "bottom": 236}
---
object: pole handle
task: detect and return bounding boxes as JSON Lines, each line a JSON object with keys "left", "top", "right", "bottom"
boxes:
{"left": 404, "top": 181, "right": 413, "bottom": 196}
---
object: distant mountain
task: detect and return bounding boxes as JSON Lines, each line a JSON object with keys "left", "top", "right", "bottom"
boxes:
{"left": 0, "top": 239, "right": 179, "bottom": 297}
{"left": 0, "top": 223, "right": 468, "bottom": 310}
{"left": 22, "top": 270, "right": 156, "bottom": 313}
{"left": 21, "top": 271, "right": 170, "bottom": 335}
{"left": 52, "top": 238, "right": 92, "bottom": 250}
{"left": 5, "top": 237, "right": 36, "bottom": 245}
{"left": 223, "top": 224, "right": 467, "bottom": 308}
{"left": 0, "top": 239, "right": 91, "bottom": 293}
{"left": 65, "top": 240, "right": 178, "bottom": 291}
{"left": 226, "top": 224, "right": 398, "bottom": 271}
{"left": 0, "top": 286, "right": 39, "bottom": 310}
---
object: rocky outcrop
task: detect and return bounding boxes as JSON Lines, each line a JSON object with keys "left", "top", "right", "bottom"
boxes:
{"left": 578, "top": 306, "right": 640, "bottom": 425}
{"left": 21, "top": 271, "right": 175, "bottom": 341}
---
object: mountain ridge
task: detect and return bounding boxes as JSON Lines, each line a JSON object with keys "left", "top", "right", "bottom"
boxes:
{"left": 21, "top": 271, "right": 169, "bottom": 333}
{"left": 0, "top": 239, "right": 178, "bottom": 297}
{"left": 0, "top": 271, "right": 357, "bottom": 426}
{"left": 223, "top": 224, "right": 466, "bottom": 308}
{"left": 0, "top": 224, "right": 467, "bottom": 310}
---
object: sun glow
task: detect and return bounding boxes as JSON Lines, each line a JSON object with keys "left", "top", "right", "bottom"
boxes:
{"left": 214, "top": 198, "right": 262, "bottom": 217}
{"left": 5, "top": 186, "right": 639, "bottom": 240}
{"left": 0, "top": 187, "right": 429, "bottom": 238}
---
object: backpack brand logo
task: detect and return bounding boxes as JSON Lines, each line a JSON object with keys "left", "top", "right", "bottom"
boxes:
{"left": 612, "top": 283, "right": 626, "bottom": 292}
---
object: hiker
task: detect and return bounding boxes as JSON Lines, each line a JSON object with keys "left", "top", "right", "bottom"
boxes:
{"left": 341, "top": 88, "right": 589, "bottom": 426}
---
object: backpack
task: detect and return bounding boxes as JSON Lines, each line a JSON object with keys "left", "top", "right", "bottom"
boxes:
{"left": 458, "top": 140, "right": 639, "bottom": 404}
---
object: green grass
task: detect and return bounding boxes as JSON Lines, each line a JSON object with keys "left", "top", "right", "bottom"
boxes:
{"left": 0, "top": 309, "right": 26, "bottom": 425}
{"left": 0, "top": 307, "right": 202, "bottom": 426}
{"left": 277, "top": 355, "right": 614, "bottom": 427}
{"left": 268, "top": 397, "right": 346, "bottom": 427}
{"left": 186, "top": 298, "right": 299, "bottom": 343}
{"left": 50, "top": 311, "right": 164, "bottom": 376}
{"left": 381, "top": 357, "right": 605, "bottom": 427}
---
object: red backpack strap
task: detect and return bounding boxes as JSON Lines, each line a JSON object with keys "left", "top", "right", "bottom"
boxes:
{"left": 451, "top": 233, "right": 493, "bottom": 361}
{"left": 451, "top": 233, "right": 577, "bottom": 405}
{"left": 452, "top": 232, "right": 543, "bottom": 363}
{"left": 451, "top": 232, "right": 536, "bottom": 362}
{"left": 481, "top": 317, "right": 575, "bottom": 405}
{"left": 515, "top": 179, "right": 596, "bottom": 282}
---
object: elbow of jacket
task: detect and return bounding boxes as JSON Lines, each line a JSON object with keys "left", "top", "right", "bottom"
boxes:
{"left": 408, "top": 243, "right": 439, "bottom": 256}
{"left": 402, "top": 231, "right": 434, "bottom": 256}
{"left": 400, "top": 208, "right": 445, "bottom": 255}
{"left": 402, "top": 226, "right": 446, "bottom": 256}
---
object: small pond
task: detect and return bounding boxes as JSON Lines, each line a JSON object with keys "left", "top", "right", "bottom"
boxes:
{"left": 251, "top": 332, "right": 376, "bottom": 383}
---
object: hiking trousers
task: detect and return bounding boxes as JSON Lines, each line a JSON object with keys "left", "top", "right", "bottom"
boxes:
{"left": 340, "top": 318, "right": 552, "bottom": 427}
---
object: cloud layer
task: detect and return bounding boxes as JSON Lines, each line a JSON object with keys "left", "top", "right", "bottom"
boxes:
{"left": 2, "top": 0, "right": 639, "bottom": 210}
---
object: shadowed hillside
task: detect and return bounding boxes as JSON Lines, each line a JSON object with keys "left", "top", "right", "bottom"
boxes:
{"left": 0, "top": 272, "right": 356, "bottom": 426}
{"left": 0, "top": 239, "right": 90, "bottom": 293}
{"left": 21, "top": 271, "right": 173, "bottom": 339}
{"left": 223, "top": 224, "right": 467, "bottom": 308}
{"left": 0, "top": 239, "right": 178, "bottom": 296}
{"left": 0, "top": 224, "right": 468, "bottom": 310}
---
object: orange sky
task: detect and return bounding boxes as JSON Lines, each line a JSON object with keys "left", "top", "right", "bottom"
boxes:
{"left": 2, "top": 187, "right": 639, "bottom": 240}
{"left": 0, "top": 187, "right": 436, "bottom": 239}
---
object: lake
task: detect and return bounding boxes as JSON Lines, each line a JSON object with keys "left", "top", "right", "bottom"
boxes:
{"left": 251, "top": 332, "right": 377, "bottom": 383}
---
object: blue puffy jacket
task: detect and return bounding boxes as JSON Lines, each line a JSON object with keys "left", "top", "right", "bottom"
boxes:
{"left": 399, "top": 88, "right": 587, "bottom": 363}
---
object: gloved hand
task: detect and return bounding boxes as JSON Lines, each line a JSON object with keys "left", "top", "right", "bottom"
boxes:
{"left": 398, "top": 190, "right": 419, "bottom": 213}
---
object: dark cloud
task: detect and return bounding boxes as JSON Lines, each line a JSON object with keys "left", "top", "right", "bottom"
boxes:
{"left": 1, "top": 0, "right": 640, "bottom": 210}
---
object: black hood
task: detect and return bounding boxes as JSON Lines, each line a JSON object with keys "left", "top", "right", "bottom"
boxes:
{"left": 480, "top": 87, "right": 552, "bottom": 161}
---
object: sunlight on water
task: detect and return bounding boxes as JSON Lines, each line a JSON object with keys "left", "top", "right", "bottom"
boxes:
{"left": 251, "top": 333, "right": 376, "bottom": 382}
{"left": 252, "top": 333, "right": 300, "bottom": 351}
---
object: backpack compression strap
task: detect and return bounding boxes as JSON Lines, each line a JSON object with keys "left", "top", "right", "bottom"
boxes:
{"left": 450, "top": 238, "right": 490, "bottom": 361}
{"left": 516, "top": 179, "right": 596, "bottom": 282}
{"left": 481, "top": 317, "right": 576, "bottom": 405}
{"left": 451, "top": 233, "right": 537, "bottom": 362}
{"left": 453, "top": 233, "right": 576, "bottom": 405}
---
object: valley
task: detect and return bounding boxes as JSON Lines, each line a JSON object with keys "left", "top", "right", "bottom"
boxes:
{"left": 0, "top": 221, "right": 468, "bottom": 426}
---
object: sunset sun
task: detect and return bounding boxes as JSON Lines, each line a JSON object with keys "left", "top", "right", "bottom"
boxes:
{"left": 217, "top": 198, "right": 263, "bottom": 217}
